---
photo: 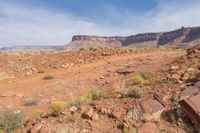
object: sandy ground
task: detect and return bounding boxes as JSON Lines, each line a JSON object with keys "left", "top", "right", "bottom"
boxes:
{"left": 0, "top": 49, "right": 185, "bottom": 117}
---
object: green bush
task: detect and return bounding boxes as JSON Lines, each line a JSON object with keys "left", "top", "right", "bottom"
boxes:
{"left": 50, "top": 101, "right": 66, "bottom": 116}
{"left": 0, "top": 108, "right": 24, "bottom": 132}
{"left": 82, "top": 89, "right": 103, "bottom": 102}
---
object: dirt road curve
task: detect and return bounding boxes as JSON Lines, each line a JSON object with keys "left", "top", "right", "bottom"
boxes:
{"left": 0, "top": 50, "right": 184, "bottom": 115}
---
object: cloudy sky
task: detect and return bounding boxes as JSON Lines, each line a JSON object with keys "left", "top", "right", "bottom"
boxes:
{"left": 0, "top": 0, "right": 200, "bottom": 47}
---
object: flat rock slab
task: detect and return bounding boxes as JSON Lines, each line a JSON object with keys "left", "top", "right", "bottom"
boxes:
{"left": 179, "top": 93, "right": 200, "bottom": 124}
{"left": 137, "top": 122, "right": 159, "bottom": 133}
{"left": 140, "top": 98, "right": 165, "bottom": 115}
{"left": 179, "top": 86, "right": 200, "bottom": 100}
{"left": 117, "top": 68, "right": 134, "bottom": 75}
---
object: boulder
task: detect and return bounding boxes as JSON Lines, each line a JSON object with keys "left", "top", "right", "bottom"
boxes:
{"left": 82, "top": 108, "right": 99, "bottom": 120}
{"left": 111, "top": 107, "right": 124, "bottom": 120}
{"left": 139, "top": 98, "right": 165, "bottom": 120}
{"left": 122, "top": 99, "right": 165, "bottom": 127}
{"left": 140, "top": 99, "right": 165, "bottom": 115}
{"left": 179, "top": 93, "right": 200, "bottom": 124}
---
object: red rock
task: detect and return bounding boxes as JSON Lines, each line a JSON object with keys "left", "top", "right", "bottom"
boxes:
{"left": 179, "top": 86, "right": 200, "bottom": 100}
{"left": 140, "top": 99, "right": 165, "bottom": 115}
{"left": 139, "top": 98, "right": 165, "bottom": 120}
{"left": 111, "top": 108, "right": 124, "bottom": 119}
{"left": 30, "top": 123, "right": 44, "bottom": 133}
{"left": 100, "top": 107, "right": 108, "bottom": 115}
{"left": 179, "top": 93, "right": 200, "bottom": 124}
{"left": 137, "top": 122, "right": 159, "bottom": 133}
{"left": 117, "top": 68, "right": 134, "bottom": 75}
{"left": 82, "top": 108, "right": 94, "bottom": 119}
{"left": 92, "top": 112, "right": 99, "bottom": 120}
{"left": 82, "top": 108, "right": 99, "bottom": 120}
{"left": 170, "top": 74, "right": 180, "bottom": 81}
{"left": 25, "top": 119, "right": 37, "bottom": 129}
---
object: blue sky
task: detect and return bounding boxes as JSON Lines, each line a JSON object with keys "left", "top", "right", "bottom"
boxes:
{"left": 0, "top": 0, "right": 200, "bottom": 46}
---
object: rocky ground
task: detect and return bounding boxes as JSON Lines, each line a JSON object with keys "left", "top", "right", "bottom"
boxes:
{"left": 0, "top": 46, "right": 200, "bottom": 133}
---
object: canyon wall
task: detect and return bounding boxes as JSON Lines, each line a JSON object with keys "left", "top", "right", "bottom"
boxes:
{"left": 66, "top": 27, "right": 200, "bottom": 50}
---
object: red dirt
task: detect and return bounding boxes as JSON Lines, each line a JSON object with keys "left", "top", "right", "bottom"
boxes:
{"left": 0, "top": 48, "right": 184, "bottom": 115}
{"left": 0, "top": 48, "right": 186, "bottom": 132}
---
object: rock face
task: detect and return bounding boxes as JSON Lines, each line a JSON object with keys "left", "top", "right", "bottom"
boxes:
{"left": 72, "top": 35, "right": 125, "bottom": 42}
{"left": 67, "top": 35, "right": 126, "bottom": 50}
{"left": 179, "top": 93, "right": 200, "bottom": 124}
{"left": 66, "top": 26, "right": 200, "bottom": 50}
{"left": 122, "top": 33, "right": 160, "bottom": 47}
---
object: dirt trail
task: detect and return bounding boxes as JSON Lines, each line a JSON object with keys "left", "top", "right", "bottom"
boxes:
{"left": 0, "top": 50, "right": 184, "bottom": 115}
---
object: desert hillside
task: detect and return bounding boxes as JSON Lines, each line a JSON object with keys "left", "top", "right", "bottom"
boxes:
{"left": 0, "top": 45, "right": 200, "bottom": 132}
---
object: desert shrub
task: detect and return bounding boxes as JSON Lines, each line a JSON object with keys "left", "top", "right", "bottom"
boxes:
{"left": 43, "top": 75, "right": 54, "bottom": 80}
{"left": 23, "top": 98, "right": 38, "bottom": 106}
{"left": 68, "top": 99, "right": 82, "bottom": 109}
{"left": 81, "top": 89, "right": 103, "bottom": 103}
{"left": 112, "top": 81, "right": 128, "bottom": 94}
{"left": 91, "top": 89, "right": 103, "bottom": 100}
{"left": 82, "top": 92, "right": 92, "bottom": 102}
{"left": 50, "top": 101, "right": 67, "bottom": 116}
{"left": 132, "top": 70, "right": 156, "bottom": 85}
{"left": 68, "top": 93, "right": 82, "bottom": 108}
{"left": 34, "top": 110, "right": 43, "bottom": 120}
{"left": 123, "top": 87, "right": 144, "bottom": 98}
{"left": 132, "top": 75, "right": 145, "bottom": 85}
{"left": 139, "top": 70, "right": 154, "bottom": 80}
{"left": 0, "top": 108, "right": 24, "bottom": 132}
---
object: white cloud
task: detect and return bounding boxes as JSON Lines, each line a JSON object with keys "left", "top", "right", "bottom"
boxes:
{"left": 0, "top": 0, "right": 200, "bottom": 46}
{"left": 0, "top": 2, "right": 110, "bottom": 46}
{"left": 111, "top": 0, "right": 200, "bottom": 34}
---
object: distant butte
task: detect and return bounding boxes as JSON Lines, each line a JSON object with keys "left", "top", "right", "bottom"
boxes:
{"left": 66, "top": 26, "right": 200, "bottom": 50}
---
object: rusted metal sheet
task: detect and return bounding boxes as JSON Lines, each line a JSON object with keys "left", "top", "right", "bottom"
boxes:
{"left": 179, "top": 94, "right": 200, "bottom": 124}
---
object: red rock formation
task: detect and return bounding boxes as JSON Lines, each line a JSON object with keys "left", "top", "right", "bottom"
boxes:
{"left": 66, "top": 26, "right": 200, "bottom": 50}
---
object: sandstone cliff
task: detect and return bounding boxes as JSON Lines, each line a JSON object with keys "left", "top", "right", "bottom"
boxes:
{"left": 66, "top": 26, "right": 200, "bottom": 50}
